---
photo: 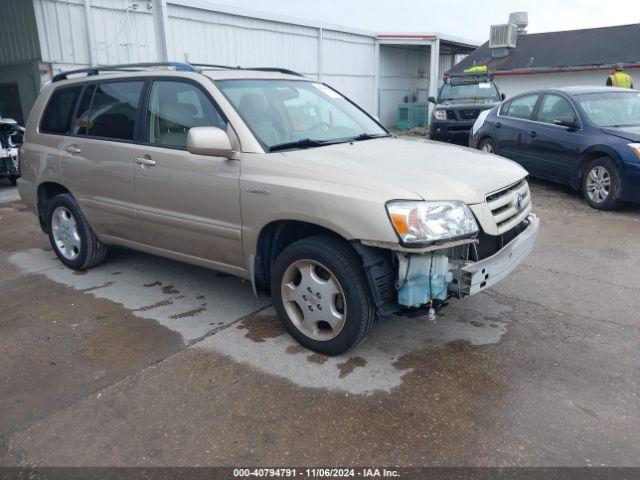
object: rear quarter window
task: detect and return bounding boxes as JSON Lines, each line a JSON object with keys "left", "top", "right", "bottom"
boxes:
{"left": 40, "top": 86, "right": 83, "bottom": 135}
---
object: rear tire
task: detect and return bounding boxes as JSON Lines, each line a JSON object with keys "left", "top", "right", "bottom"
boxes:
{"left": 47, "top": 193, "right": 109, "bottom": 270}
{"left": 478, "top": 137, "right": 497, "bottom": 154}
{"left": 582, "top": 156, "right": 622, "bottom": 210}
{"left": 271, "top": 236, "right": 377, "bottom": 356}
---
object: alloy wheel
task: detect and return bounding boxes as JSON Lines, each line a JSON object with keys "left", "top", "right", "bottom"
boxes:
{"left": 51, "top": 206, "right": 81, "bottom": 260}
{"left": 586, "top": 165, "right": 611, "bottom": 204}
{"left": 280, "top": 259, "right": 347, "bottom": 341}
{"left": 481, "top": 142, "right": 494, "bottom": 153}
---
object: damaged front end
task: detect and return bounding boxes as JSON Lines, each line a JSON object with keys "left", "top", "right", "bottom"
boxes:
{"left": 356, "top": 181, "right": 539, "bottom": 318}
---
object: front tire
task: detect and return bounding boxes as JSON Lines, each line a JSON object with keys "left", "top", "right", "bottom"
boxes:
{"left": 47, "top": 193, "right": 109, "bottom": 270}
{"left": 271, "top": 236, "right": 377, "bottom": 356}
{"left": 582, "top": 157, "right": 622, "bottom": 210}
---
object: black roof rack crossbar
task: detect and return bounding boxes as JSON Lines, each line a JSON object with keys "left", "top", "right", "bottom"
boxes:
{"left": 51, "top": 62, "right": 200, "bottom": 82}
{"left": 191, "top": 64, "right": 305, "bottom": 77}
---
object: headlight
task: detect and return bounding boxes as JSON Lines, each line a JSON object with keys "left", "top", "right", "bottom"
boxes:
{"left": 433, "top": 109, "right": 447, "bottom": 121}
{"left": 628, "top": 143, "right": 640, "bottom": 159}
{"left": 387, "top": 201, "right": 479, "bottom": 244}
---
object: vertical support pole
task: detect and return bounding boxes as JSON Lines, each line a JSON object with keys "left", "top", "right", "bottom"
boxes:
{"left": 428, "top": 37, "right": 440, "bottom": 123}
{"left": 83, "top": 0, "right": 97, "bottom": 66}
{"left": 317, "top": 27, "right": 324, "bottom": 82}
{"left": 153, "top": 0, "right": 170, "bottom": 62}
{"left": 373, "top": 39, "right": 380, "bottom": 118}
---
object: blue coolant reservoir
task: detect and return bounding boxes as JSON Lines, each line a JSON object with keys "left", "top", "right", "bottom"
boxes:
{"left": 397, "top": 254, "right": 449, "bottom": 308}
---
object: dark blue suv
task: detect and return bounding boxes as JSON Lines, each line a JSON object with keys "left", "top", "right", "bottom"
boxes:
{"left": 469, "top": 87, "right": 640, "bottom": 210}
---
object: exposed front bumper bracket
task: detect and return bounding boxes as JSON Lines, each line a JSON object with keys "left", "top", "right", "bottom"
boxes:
{"left": 459, "top": 214, "right": 539, "bottom": 296}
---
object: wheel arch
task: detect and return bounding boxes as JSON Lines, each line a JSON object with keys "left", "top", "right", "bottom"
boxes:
{"left": 253, "top": 219, "right": 354, "bottom": 295}
{"left": 477, "top": 133, "right": 498, "bottom": 152}
{"left": 36, "top": 181, "right": 72, "bottom": 233}
{"left": 577, "top": 146, "right": 623, "bottom": 188}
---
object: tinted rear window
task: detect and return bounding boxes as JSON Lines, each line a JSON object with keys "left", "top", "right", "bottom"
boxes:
{"left": 40, "top": 86, "right": 82, "bottom": 135}
{"left": 85, "top": 81, "right": 144, "bottom": 141}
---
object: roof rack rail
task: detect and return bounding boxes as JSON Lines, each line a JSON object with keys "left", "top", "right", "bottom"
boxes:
{"left": 192, "top": 64, "right": 305, "bottom": 77}
{"left": 51, "top": 62, "right": 200, "bottom": 83}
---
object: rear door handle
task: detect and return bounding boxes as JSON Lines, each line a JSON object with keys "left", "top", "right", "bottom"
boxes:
{"left": 65, "top": 144, "right": 82, "bottom": 154}
{"left": 528, "top": 131, "right": 537, "bottom": 138}
{"left": 135, "top": 157, "right": 156, "bottom": 166}
{"left": 495, "top": 122, "right": 501, "bottom": 129}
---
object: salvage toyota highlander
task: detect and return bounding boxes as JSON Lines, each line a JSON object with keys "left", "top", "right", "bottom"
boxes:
{"left": 17, "top": 62, "right": 539, "bottom": 355}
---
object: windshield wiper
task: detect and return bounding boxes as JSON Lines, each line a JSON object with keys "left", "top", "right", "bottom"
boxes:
{"left": 269, "top": 138, "right": 332, "bottom": 152}
{"left": 350, "top": 132, "right": 391, "bottom": 141}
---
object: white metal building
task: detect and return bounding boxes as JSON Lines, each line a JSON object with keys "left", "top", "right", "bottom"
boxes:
{"left": 0, "top": 0, "right": 477, "bottom": 126}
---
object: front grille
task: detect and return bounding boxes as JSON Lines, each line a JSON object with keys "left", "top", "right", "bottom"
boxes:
{"left": 459, "top": 109, "right": 481, "bottom": 120}
{"left": 486, "top": 179, "right": 531, "bottom": 234}
{"left": 446, "top": 110, "right": 456, "bottom": 120}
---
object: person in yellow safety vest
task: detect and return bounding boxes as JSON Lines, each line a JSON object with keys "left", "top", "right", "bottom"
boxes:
{"left": 607, "top": 64, "right": 634, "bottom": 88}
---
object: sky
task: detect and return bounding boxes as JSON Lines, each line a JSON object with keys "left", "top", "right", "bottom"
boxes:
{"left": 208, "top": 0, "right": 640, "bottom": 44}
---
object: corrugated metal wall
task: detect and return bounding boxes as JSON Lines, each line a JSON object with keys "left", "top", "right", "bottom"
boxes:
{"left": 33, "top": 0, "right": 157, "bottom": 67}
{"left": 20, "top": 0, "right": 471, "bottom": 121}
{"left": 0, "top": 0, "right": 41, "bottom": 65}
{"left": 167, "top": 4, "right": 319, "bottom": 75}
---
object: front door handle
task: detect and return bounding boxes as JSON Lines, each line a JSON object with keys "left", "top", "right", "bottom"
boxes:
{"left": 135, "top": 157, "right": 156, "bottom": 166}
{"left": 528, "top": 131, "right": 537, "bottom": 138}
{"left": 65, "top": 144, "right": 82, "bottom": 154}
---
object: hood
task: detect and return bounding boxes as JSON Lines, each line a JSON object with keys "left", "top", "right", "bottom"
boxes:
{"left": 281, "top": 137, "right": 528, "bottom": 205}
{"left": 601, "top": 125, "right": 640, "bottom": 142}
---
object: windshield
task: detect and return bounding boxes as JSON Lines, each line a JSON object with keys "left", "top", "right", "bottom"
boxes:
{"left": 216, "top": 79, "right": 388, "bottom": 150}
{"left": 575, "top": 91, "right": 640, "bottom": 127}
{"left": 439, "top": 81, "right": 500, "bottom": 103}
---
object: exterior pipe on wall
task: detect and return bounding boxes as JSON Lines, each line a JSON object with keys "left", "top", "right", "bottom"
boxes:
{"left": 318, "top": 27, "right": 323, "bottom": 82}
{"left": 83, "top": 0, "right": 97, "bottom": 66}
{"left": 153, "top": 0, "right": 170, "bottom": 62}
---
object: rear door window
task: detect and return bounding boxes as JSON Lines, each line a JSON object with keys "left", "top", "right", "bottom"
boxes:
{"left": 84, "top": 81, "right": 144, "bottom": 141}
{"left": 536, "top": 94, "right": 577, "bottom": 125}
{"left": 504, "top": 94, "right": 540, "bottom": 120}
{"left": 40, "top": 86, "right": 83, "bottom": 135}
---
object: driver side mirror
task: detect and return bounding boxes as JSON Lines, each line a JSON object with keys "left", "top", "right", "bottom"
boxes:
{"left": 553, "top": 116, "right": 579, "bottom": 130}
{"left": 187, "top": 126, "right": 237, "bottom": 159}
{"left": 501, "top": 93, "right": 507, "bottom": 101}
{"left": 428, "top": 96, "right": 437, "bottom": 104}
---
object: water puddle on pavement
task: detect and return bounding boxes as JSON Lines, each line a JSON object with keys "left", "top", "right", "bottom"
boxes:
{"left": 9, "top": 248, "right": 268, "bottom": 342}
{"left": 197, "top": 294, "right": 514, "bottom": 394}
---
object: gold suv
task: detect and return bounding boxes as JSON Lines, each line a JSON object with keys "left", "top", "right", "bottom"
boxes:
{"left": 17, "top": 62, "right": 539, "bottom": 355}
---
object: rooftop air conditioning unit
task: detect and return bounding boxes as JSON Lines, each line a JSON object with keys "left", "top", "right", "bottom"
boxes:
{"left": 489, "top": 23, "right": 518, "bottom": 49}
{"left": 509, "top": 12, "right": 529, "bottom": 35}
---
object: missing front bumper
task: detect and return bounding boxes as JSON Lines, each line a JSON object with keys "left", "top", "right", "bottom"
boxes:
{"left": 459, "top": 214, "right": 539, "bottom": 296}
